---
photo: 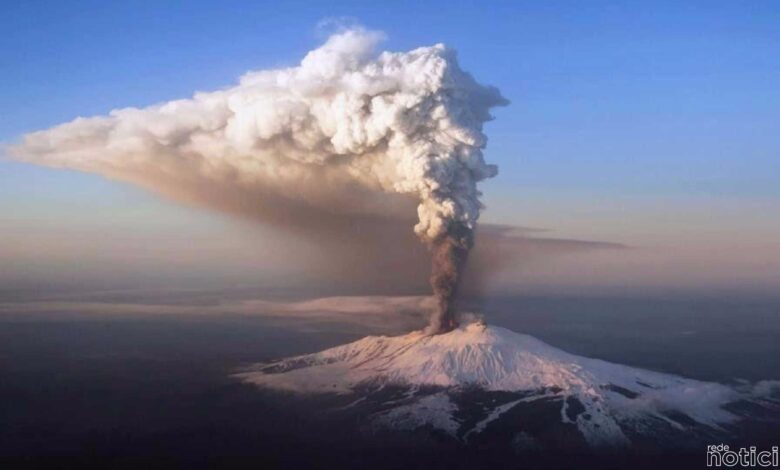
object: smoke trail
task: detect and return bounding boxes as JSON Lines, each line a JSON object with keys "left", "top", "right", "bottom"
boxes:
{"left": 8, "top": 27, "right": 506, "bottom": 333}
{"left": 427, "top": 223, "right": 473, "bottom": 334}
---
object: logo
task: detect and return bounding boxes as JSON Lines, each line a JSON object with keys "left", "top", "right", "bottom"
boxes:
{"left": 707, "top": 444, "right": 779, "bottom": 467}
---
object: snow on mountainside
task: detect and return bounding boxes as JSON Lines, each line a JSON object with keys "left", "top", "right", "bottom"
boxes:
{"left": 236, "top": 321, "right": 779, "bottom": 448}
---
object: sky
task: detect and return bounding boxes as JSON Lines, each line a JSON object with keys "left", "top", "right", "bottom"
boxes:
{"left": 1, "top": 0, "right": 779, "bottom": 298}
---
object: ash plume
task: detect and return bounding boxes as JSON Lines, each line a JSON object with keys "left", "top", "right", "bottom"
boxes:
{"left": 427, "top": 223, "right": 473, "bottom": 334}
{"left": 9, "top": 27, "right": 507, "bottom": 334}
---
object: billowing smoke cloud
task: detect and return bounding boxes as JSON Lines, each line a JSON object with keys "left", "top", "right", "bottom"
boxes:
{"left": 9, "top": 28, "right": 507, "bottom": 334}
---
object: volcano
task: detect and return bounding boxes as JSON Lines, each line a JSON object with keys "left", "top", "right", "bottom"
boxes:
{"left": 236, "top": 321, "right": 778, "bottom": 450}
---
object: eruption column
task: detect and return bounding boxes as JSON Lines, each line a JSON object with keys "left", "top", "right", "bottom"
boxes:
{"left": 427, "top": 223, "right": 474, "bottom": 334}
{"left": 9, "top": 27, "right": 507, "bottom": 334}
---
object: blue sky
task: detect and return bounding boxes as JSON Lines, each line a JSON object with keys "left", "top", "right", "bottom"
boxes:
{"left": 4, "top": 0, "right": 779, "bottom": 197}
{"left": 2, "top": 0, "right": 779, "bottom": 294}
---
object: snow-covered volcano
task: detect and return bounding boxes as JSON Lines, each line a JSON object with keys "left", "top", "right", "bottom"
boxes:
{"left": 236, "top": 322, "right": 778, "bottom": 449}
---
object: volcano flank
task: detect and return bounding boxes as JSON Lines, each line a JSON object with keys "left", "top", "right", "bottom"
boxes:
{"left": 236, "top": 321, "right": 779, "bottom": 450}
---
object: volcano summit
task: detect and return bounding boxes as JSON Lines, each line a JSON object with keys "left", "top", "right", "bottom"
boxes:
{"left": 236, "top": 321, "right": 779, "bottom": 451}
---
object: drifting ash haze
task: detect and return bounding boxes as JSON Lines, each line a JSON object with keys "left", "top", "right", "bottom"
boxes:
{"left": 10, "top": 28, "right": 507, "bottom": 333}
{"left": 237, "top": 321, "right": 780, "bottom": 449}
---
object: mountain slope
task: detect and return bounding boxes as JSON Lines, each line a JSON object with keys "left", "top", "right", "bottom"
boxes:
{"left": 236, "top": 322, "right": 777, "bottom": 448}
